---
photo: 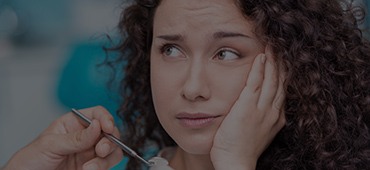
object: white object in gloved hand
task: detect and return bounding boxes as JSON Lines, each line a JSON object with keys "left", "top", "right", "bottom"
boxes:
{"left": 149, "top": 157, "right": 174, "bottom": 170}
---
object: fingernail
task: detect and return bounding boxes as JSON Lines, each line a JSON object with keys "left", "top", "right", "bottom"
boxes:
{"left": 261, "top": 54, "right": 266, "bottom": 64}
{"left": 85, "top": 163, "right": 98, "bottom": 170}
{"left": 101, "top": 143, "right": 110, "bottom": 153}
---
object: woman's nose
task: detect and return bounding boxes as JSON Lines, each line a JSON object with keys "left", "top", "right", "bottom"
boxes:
{"left": 181, "top": 60, "right": 211, "bottom": 102}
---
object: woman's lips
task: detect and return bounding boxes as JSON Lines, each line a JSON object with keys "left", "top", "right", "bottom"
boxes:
{"left": 176, "top": 113, "right": 221, "bottom": 129}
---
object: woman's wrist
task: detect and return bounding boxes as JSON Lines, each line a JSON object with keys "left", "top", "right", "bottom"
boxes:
{"left": 2, "top": 142, "right": 39, "bottom": 170}
{"left": 2, "top": 150, "right": 28, "bottom": 170}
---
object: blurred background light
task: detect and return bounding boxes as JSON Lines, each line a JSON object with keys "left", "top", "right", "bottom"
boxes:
{"left": 0, "top": 5, "right": 18, "bottom": 38}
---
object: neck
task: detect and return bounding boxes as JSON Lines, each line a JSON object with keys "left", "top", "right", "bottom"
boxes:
{"left": 170, "top": 147, "right": 214, "bottom": 170}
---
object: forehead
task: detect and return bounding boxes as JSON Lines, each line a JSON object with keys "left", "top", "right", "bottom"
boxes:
{"left": 153, "top": 0, "right": 253, "bottom": 35}
{"left": 156, "top": 0, "right": 239, "bottom": 15}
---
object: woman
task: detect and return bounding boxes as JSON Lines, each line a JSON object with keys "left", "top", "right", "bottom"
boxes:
{"left": 115, "top": 0, "right": 370, "bottom": 169}
{"left": 3, "top": 0, "right": 370, "bottom": 169}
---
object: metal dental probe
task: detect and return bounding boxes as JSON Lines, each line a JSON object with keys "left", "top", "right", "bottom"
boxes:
{"left": 71, "top": 108, "right": 152, "bottom": 166}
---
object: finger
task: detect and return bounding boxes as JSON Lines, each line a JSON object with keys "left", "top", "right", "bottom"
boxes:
{"left": 96, "top": 137, "right": 113, "bottom": 158}
{"left": 74, "top": 147, "right": 97, "bottom": 167}
{"left": 243, "top": 54, "right": 267, "bottom": 104}
{"left": 258, "top": 48, "right": 279, "bottom": 109}
{"left": 228, "top": 54, "right": 266, "bottom": 121}
{"left": 273, "top": 63, "right": 286, "bottom": 112}
{"left": 95, "top": 127, "right": 121, "bottom": 157}
{"left": 83, "top": 148, "right": 123, "bottom": 170}
{"left": 270, "top": 73, "right": 286, "bottom": 127}
{"left": 79, "top": 106, "right": 115, "bottom": 134}
{"left": 50, "top": 119, "right": 102, "bottom": 155}
{"left": 269, "top": 61, "right": 286, "bottom": 128}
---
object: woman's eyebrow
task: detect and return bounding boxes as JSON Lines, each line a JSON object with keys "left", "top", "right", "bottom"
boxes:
{"left": 155, "top": 31, "right": 250, "bottom": 42}
{"left": 156, "top": 34, "right": 184, "bottom": 41}
{"left": 213, "top": 31, "right": 251, "bottom": 39}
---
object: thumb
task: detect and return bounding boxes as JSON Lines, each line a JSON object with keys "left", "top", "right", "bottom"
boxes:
{"left": 50, "top": 120, "right": 102, "bottom": 155}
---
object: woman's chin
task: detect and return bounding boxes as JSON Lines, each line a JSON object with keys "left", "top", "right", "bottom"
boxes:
{"left": 174, "top": 135, "right": 214, "bottom": 155}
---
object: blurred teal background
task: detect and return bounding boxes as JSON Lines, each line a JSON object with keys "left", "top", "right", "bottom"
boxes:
{"left": 0, "top": 0, "right": 127, "bottom": 169}
{"left": 0, "top": 0, "right": 369, "bottom": 169}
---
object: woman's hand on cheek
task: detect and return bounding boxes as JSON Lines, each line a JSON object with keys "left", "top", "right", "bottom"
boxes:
{"left": 210, "top": 49, "right": 286, "bottom": 170}
{"left": 3, "top": 106, "right": 123, "bottom": 170}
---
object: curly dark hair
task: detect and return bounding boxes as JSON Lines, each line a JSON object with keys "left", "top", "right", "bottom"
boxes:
{"left": 106, "top": 0, "right": 370, "bottom": 169}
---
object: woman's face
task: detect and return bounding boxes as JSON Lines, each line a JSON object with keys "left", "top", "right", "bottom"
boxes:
{"left": 151, "top": 0, "right": 264, "bottom": 154}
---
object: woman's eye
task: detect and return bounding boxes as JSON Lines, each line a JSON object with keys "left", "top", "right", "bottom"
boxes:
{"left": 161, "top": 45, "right": 184, "bottom": 58}
{"left": 215, "top": 50, "right": 240, "bottom": 60}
